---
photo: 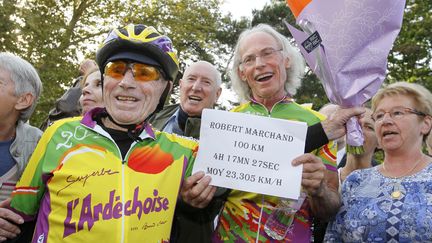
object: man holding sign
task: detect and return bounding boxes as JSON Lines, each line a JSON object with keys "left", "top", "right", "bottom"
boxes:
{"left": 149, "top": 60, "right": 223, "bottom": 243}
{"left": 211, "top": 24, "right": 340, "bottom": 242}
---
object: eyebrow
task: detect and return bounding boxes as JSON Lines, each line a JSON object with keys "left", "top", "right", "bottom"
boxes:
{"left": 364, "top": 122, "right": 374, "bottom": 127}
{"left": 375, "top": 106, "right": 409, "bottom": 111}
{"left": 243, "top": 47, "right": 278, "bottom": 56}
{"left": 186, "top": 74, "right": 213, "bottom": 82}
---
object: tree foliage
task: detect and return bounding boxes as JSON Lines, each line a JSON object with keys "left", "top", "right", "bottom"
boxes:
{"left": 0, "top": 0, "right": 429, "bottom": 126}
{"left": 0, "top": 0, "right": 19, "bottom": 53}
{"left": 1, "top": 0, "right": 124, "bottom": 126}
{"left": 0, "top": 0, "right": 232, "bottom": 126}
{"left": 124, "top": 0, "right": 229, "bottom": 74}
{"left": 387, "top": 0, "right": 432, "bottom": 90}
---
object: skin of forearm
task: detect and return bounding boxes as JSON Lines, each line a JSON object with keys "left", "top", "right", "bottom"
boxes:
{"left": 321, "top": 119, "right": 339, "bottom": 141}
{"left": 308, "top": 173, "right": 341, "bottom": 221}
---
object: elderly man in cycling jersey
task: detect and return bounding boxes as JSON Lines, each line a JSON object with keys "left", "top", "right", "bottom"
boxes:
{"left": 213, "top": 23, "right": 344, "bottom": 242}
{"left": 3, "top": 24, "right": 214, "bottom": 243}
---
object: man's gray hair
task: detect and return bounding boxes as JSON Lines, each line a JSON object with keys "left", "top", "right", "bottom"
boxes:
{"left": 0, "top": 52, "right": 42, "bottom": 122}
{"left": 230, "top": 24, "right": 305, "bottom": 102}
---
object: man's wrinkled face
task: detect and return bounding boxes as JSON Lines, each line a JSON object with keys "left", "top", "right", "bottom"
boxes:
{"left": 179, "top": 62, "right": 221, "bottom": 117}
{"left": 103, "top": 61, "right": 167, "bottom": 125}
{"left": 0, "top": 68, "right": 20, "bottom": 121}
{"left": 238, "top": 32, "right": 290, "bottom": 101}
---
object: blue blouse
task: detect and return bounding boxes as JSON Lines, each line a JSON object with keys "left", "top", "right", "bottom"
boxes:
{"left": 325, "top": 163, "right": 432, "bottom": 243}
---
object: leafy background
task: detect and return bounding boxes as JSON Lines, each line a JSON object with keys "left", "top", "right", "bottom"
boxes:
{"left": 0, "top": 0, "right": 430, "bottom": 127}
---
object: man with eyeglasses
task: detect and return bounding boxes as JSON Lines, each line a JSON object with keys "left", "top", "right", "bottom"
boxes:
{"left": 212, "top": 23, "right": 364, "bottom": 242}
{"left": 2, "top": 24, "right": 215, "bottom": 243}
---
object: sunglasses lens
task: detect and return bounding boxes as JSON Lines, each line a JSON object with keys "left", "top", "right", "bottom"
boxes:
{"left": 105, "top": 61, "right": 160, "bottom": 82}
{"left": 105, "top": 61, "right": 127, "bottom": 79}
{"left": 133, "top": 64, "right": 160, "bottom": 82}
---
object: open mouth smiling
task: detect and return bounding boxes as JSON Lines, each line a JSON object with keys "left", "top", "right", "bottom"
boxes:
{"left": 116, "top": 96, "right": 137, "bottom": 102}
{"left": 188, "top": 95, "right": 202, "bottom": 102}
{"left": 255, "top": 72, "right": 273, "bottom": 82}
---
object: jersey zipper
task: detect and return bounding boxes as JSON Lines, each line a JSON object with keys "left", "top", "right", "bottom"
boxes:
{"left": 120, "top": 142, "right": 138, "bottom": 242}
{"left": 82, "top": 123, "right": 132, "bottom": 242}
{"left": 120, "top": 161, "right": 125, "bottom": 243}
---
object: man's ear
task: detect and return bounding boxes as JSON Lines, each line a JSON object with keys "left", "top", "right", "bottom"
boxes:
{"left": 167, "top": 80, "right": 173, "bottom": 94}
{"left": 238, "top": 68, "right": 247, "bottom": 82}
{"left": 15, "top": 92, "right": 34, "bottom": 111}
{"left": 284, "top": 56, "right": 291, "bottom": 69}
{"left": 215, "top": 87, "right": 222, "bottom": 101}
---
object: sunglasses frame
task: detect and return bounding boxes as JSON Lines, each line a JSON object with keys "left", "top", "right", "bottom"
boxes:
{"left": 104, "top": 61, "right": 163, "bottom": 82}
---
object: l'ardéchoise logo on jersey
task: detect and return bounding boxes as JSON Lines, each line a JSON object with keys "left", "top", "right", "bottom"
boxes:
{"left": 63, "top": 187, "right": 170, "bottom": 238}
{"left": 56, "top": 142, "right": 177, "bottom": 238}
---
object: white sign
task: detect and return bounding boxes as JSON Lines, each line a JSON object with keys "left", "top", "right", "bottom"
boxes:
{"left": 193, "top": 109, "right": 307, "bottom": 199}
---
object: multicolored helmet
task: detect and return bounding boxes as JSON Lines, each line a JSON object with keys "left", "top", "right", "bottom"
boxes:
{"left": 96, "top": 24, "right": 179, "bottom": 81}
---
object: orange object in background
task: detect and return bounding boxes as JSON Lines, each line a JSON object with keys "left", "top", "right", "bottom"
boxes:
{"left": 286, "top": 0, "right": 311, "bottom": 17}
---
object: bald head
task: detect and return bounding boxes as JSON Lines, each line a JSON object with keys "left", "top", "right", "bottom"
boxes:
{"left": 179, "top": 61, "right": 222, "bottom": 117}
{"left": 184, "top": 61, "right": 222, "bottom": 85}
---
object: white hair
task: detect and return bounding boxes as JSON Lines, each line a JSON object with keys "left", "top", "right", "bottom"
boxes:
{"left": 0, "top": 52, "right": 42, "bottom": 122}
{"left": 230, "top": 24, "right": 305, "bottom": 102}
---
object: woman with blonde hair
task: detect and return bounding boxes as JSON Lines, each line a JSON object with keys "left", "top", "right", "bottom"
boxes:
{"left": 325, "top": 81, "right": 432, "bottom": 242}
{"left": 78, "top": 67, "right": 103, "bottom": 114}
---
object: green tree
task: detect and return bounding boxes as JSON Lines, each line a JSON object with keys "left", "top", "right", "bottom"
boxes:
{"left": 125, "top": 0, "right": 231, "bottom": 75}
{"left": 1, "top": 0, "right": 124, "bottom": 126}
{"left": 251, "top": 0, "right": 295, "bottom": 36}
{"left": 387, "top": 0, "right": 432, "bottom": 90}
{"left": 0, "top": 0, "right": 19, "bottom": 53}
{"left": 1, "top": 0, "right": 236, "bottom": 126}
{"left": 124, "top": 0, "right": 243, "bottom": 109}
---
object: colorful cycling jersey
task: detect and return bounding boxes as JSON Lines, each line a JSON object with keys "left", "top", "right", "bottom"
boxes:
{"left": 10, "top": 108, "right": 198, "bottom": 243}
{"left": 213, "top": 97, "right": 336, "bottom": 243}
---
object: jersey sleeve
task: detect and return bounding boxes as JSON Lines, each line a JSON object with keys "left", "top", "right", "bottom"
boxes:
{"left": 306, "top": 108, "right": 337, "bottom": 171}
{"left": 313, "top": 140, "right": 337, "bottom": 171}
{"left": 10, "top": 120, "right": 69, "bottom": 217}
{"left": 183, "top": 144, "right": 198, "bottom": 178}
{"left": 305, "top": 122, "right": 329, "bottom": 153}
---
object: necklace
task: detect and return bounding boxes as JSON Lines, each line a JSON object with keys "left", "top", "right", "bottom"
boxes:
{"left": 382, "top": 157, "right": 424, "bottom": 199}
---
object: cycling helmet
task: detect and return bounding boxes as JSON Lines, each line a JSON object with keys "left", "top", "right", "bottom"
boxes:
{"left": 96, "top": 24, "right": 179, "bottom": 81}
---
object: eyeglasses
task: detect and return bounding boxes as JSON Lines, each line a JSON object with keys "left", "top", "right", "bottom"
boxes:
{"left": 239, "top": 48, "right": 283, "bottom": 68}
{"left": 371, "top": 106, "right": 427, "bottom": 122}
{"left": 104, "top": 61, "right": 161, "bottom": 82}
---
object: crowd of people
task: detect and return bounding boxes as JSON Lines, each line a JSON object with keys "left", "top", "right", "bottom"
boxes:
{"left": 0, "top": 21, "right": 430, "bottom": 243}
